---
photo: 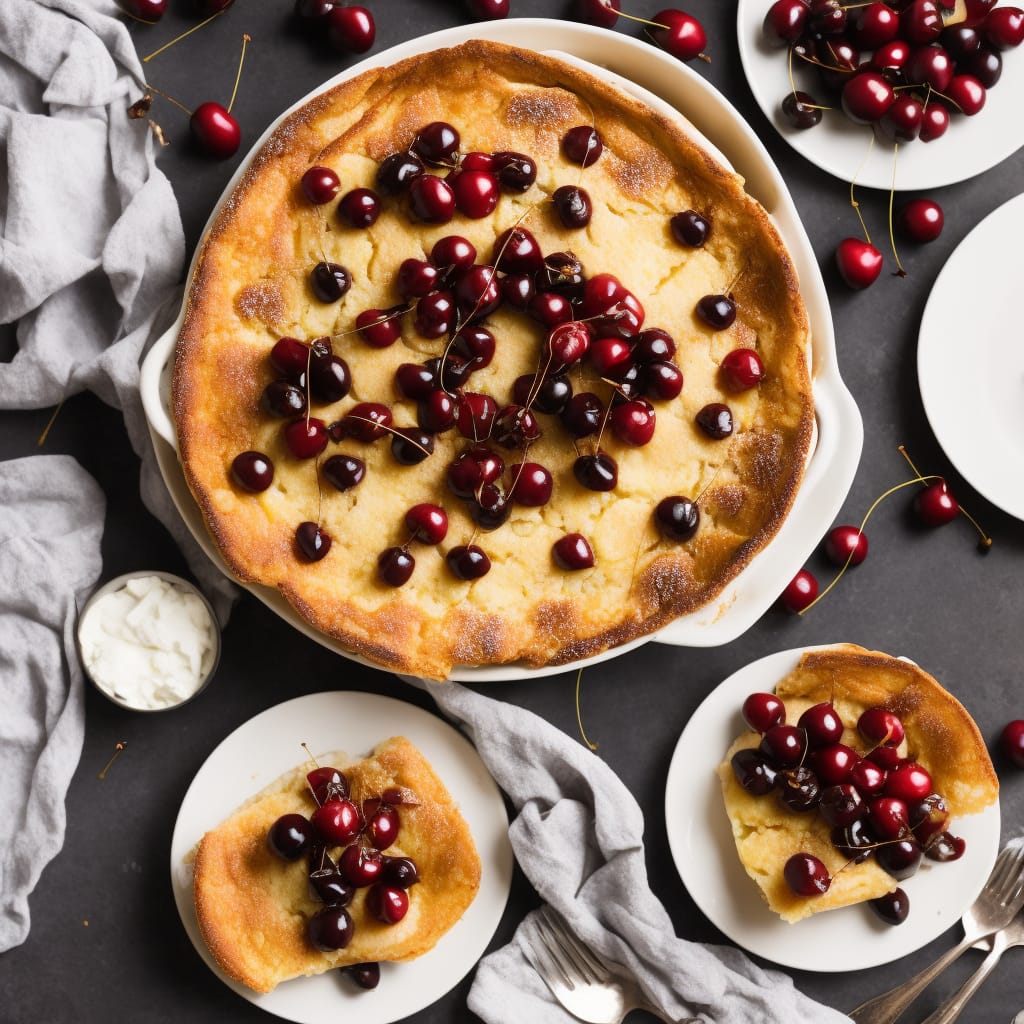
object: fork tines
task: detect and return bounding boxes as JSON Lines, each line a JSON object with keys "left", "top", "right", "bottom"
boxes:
{"left": 535, "top": 907, "right": 611, "bottom": 989}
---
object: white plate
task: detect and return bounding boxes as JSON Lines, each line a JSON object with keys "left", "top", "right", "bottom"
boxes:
{"left": 664, "top": 645, "right": 1001, "bottom": 972}
{"left": 918, "top": 192, "right": 1024, "bottom": 521}
{"left": 737, "top": 0, "right": 1024, "bottom": 190}
{"left": 141, "top": 19, "right": 862, "bottom": 680}
{"left": 169, "top": 691, "right": 514, "bottom": 1022}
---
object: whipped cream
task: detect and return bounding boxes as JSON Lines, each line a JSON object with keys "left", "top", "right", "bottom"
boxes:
{"left": 79, "top": 575, "right": 218, "bottom": 710}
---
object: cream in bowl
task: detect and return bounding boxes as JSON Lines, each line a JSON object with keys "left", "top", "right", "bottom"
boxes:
{"left": 77, "top": 572, "right": 220, "bottom": 711}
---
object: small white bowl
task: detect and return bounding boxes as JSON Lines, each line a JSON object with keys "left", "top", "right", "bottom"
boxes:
{"left": 77, "top": 571, "right": 221, "bottom": 712}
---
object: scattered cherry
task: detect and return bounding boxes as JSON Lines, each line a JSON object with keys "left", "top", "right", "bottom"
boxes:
{"left": 695, "top": 402, "right": 733, "bottom": 439}
{"left": 366, "top": 884, "right": 409, "bottom": 924}
{"left": 784, "top": 852, "right": 831, "bottom": 896}
{"left": 296, "top": 521, "right": 332, "bottom": 562}
{"left": 339, "top": 188, "right": 381, "bottom": 228}
{"left": 780, "top": 568, "right": 818, "bottom": 612}
{"left": 343, "top": 963, "right": 381, "bottom": 989}
{"left": 553, "top": 533, "right": 596, "bottom": 570}
{"left": 782, "top": 90, "right": 824, "bottom": 130}
{"left": 650, "top": 8, "right": 709, "bottom": 62}
{"left": 999, "top": 720, "right": 1024, "bottom": 768}
{"left": 869, "top": 888, "right": 910, "bottom": 925}
{"left": 731, "top": 748, "right": 779, "bottom": 795}
{"left": 824, "top": 525, "right": 868, "bottom": 566}
{"left": 898, "top": 198, "right": 944, "bottom": 242}
{"left": 120, "top": 0, "right": 167, "bottom": 20}
{"left": 446, "top": 544, "right": 491, "bottom": 580}
{"left": 654, "top": 495, "right": 700, "bottom": 541}
{"left": 308, "top": 905, "right": 354, "bottom": 950}
{"left": 405, "top": 504, "right": 448, "bottom": 544}
{"left": 696, "top": 293, "right": 736, "bottom": 330}
{"left": 553, "top": 185, "right": 593, "bottom": 228}
{"left": 576, "top": 0, "right": 621, "bottom": 27}
{"left": 326, "top": 5, "right": 375, "bottom": 53}
{"left": 285, "top": 418, "right": 328, "bottom": 459}
{"left": 310, "top": 261, "right": 352, "bottom": 302}
{"left": 670, "top": 209, "right": 710, "bottom": 247}
{"left": 719, "top": 348, "right": 765, "bottom": 391}
{"left": 408, "top": 175, "right": 456, "bottom": 223}
{"left": 378, "top": 547, "right": 415, "bottom": 586}
{"left": 340, "top": 843, "right": 383, "bottom": 887}
{"left": 311, "top": 797, "right": 361, "bottom": 845}
{"left": 835, "top": 237, "right": 883, "bottom": 289}
{"left": 268, "top": 813, "right": 312, "bottom": 859}
{"left": 302, "top": 166, "right": 340, "bottom": 205}
{"left": 323, "top": 454, "right": 366, "bottom": 491}
{"left": 562, "top": 126, "right": 603, "bottom": 166}
{"left": 190, "top": 102, "right": 240, "bottom": 159}
{"left": 914, "top": 478, "right": 960, "bottom": 526}
{"left": 573, "top": 451, "right": 618, "bottom": 491}
{"left": 231, "top": 451, "right": 274, "bottom": 492}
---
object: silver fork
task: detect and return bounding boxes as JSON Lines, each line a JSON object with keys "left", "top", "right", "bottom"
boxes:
{"left": 920, "top": 910, "right": 1024, "bottom": 1024}
{"left": 522, "top": 904, "right": 701, "bottom": 1024}
{"left": 850, "top": 844, "right": 1024, "bottom": 1024}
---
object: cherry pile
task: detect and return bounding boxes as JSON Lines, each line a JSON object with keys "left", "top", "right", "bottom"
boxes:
{"left": 764, "top": 0, "right": 1023, "bottom": 143}
{"left": 268, "top": 763, "right": 421, "bottom": 985}
{"left": 230, "top": 117, "right": 769, "bottom": 588}
{"left": 732, "top": 691, "right": 965, "bottom": 923}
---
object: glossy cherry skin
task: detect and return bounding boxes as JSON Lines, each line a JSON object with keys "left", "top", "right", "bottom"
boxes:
{"left": 562, "top": 392, "right": 604, "bottom": 438}
{"left": 302, "top": 166, "right": 341, "bottom": 205}
{"left": 408, "top": 175, "right": 456, "bottom": 223}
{"left": 984, "top": 6, "right": 1024, "bottom": 49}
{"left": 326, "top": 5, "right": 375, "bottom": 52}
{"left": 405, "top": 503, "right": 448, "bottom": 545}
{"left": 651, "top": 8, "right": 708, "bottom": 61}
{"left": 190, "top": 103, "right": 240, "bottom": 159}
{"left": 811, "top": 743, "right": 859, "bottom": 785}
{"left": 231, "top": 451, "right": 274, "bottom": 492}
{"left": 465, "top": 0, "right": 509, "bottom": 17}
{"left": 818, "top": 784, "right": 866, "bottom": 828}
{"left": 906, "top": 44, "right": 954, "bottom": 92}
{"left": 878, "top": 94, "right": 924, "bottom": 142}
{"left": 763, "top": 0, "right": 810, "bottom": 46}
{"left": 446, "top": 544, "right": 491, "bottom": 580}
{"left": 339, "top": 843, "right": 383, "bottom": 887}
{"left": 836, "top": 237, "right": 883, "bottom": 289}
{"left": 376, "top": 151, "right": 424, "bottom": 194}
{"left": 412, "top": 121, "right": 460, "bottom": 166}
{"left": 378, "top": 547, "right": 415, "bottom": 587}
{"left": 824, "top": 525, "right": 868, "bottom": 566}
{"left": 307, "top": 766, "right": 349, "bottom": 804}
{"left": 799, "top": 702, "right": 844, "bottom": 747}
{"left": 876, "top": 837, "right": 923, "bottom": 880}
{"left": 268, "top": 813, "right": 312, "bottom": 859}
{"left": 914, "top": 479, "right": 959, "bottom": 526}
{"left": 367, "top": 884, "right": 409, "bottom": 924}
{"left": 610, "top": 400, "right": 656, "bottom": 446}
{"left": 120, "top": 0, "right": 167, "bottom": 21}
{"left": 962, "top": 48, "right": 1003, "bottom": 87}
{"left": 322, "top": 454, "right": 366, "bottom": 491}
{"left": 492, "top": 227, "right": 544, "bottom": 274}
{"left": 695, "top": 294, "right": 736, "bottom": 330}
{"left": 576, "top": 0, "right": 621, "bottom": 27}
{"left": 885, "top": 762, "right": 933, "bottom": 802}
{"left": 870, "top": 888, "right": 910, "bottom": 926}
{"left": 452, "top": 169, "right": 500, "bottom": 218}
{"left": 552, "top": 533, "right": 596, "bottom": 570}
{"left": 553, "top": 185, "right": 593, "bottom": 228}
{"left": 784, "top": 853, "right": 831, "bottom": 896}
{"left": 295, "top": 522, "right": 331, "bottom": 562}
{"left": 562, "top": 126, "right": 603, "bottom": 167}
{"left": 852, "top": 1, "right": 899, "bottom": 47}
{"left": 898, "top": 198, "right": 943, "bottom": 242}
{"left": 866, "top": 796, "right": 911, "bottom": 840}
{"left": 900, "top": 0, "right": 943, "bottom": 44}
{"left": 759, "top": 724, "right": 806, "bottom": 767}
{"left": 285, "top": 418, "right": 328, "bottom": 459}
{"left": 308, "top": 905, "right": 354, "bottom": 950}
{"left": 492, "top": 151, "right": 537, "bottom": 191}
{"left": 999, "top": 720, "right": 1024, "bottom": 768}
{"left": 311, "top": 798, "right": 362, "bottom": 845}
{"left": 573, "top": 451, "right": 618, "bottom": 491}
{"left": 654, "top": 495, "right": 700, "bottom": 541}
{"left": 310, "top": 261, "right": 352, "bottom": 303}
{"left": 841, "top": 71, "right": 895, "bottom": 123}
{"left": 946, "top": 74, "right": 986, "bottom": 114}
{"left": 670, "top": 210, "right": 710, "bottom": 247}
{"left": 695, "top": 403, "right": 733, "bottom": 440}
{"left": 720, "top": 348, "right": 765, "bottom": 391}
{"left": 731, "top": 749, "right": 779, "bottom": 795}
{"left": 780, "top": 569, "right": 817, "bottom": 612}
{"left": 742, "top": 692, "right": 786, "bottom": 733}
{"left": 339, "top": 188, "right": 381, "bottom": 228}
{"left": 919, "top": 102, "right": 951, "bottom": 142}
{"left": 850, "top": 758, "right": 887, "bottom": 795}
{"left": 508, "top": 463, "right": 553, "bottom": 507}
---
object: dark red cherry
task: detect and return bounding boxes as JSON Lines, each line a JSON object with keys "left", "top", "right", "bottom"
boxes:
{"left": 810, "top": 743, "right": 859, "bottom": 785}
{"left": 653, "top": 495, "right": 700, "bottom": 542}
{"left": 285, "top": 418, "right": 328, "bottom": 458}
{"left": 877, "top": 837, "right": 923, "bottom": 880}
{"left": 910, "top": 793, "right": 950, "bottom": 846}
{"left": 380, "top": 856, "right": 419, "bottom": 888}
{"left": 946, "top": 74, "right": 986, "bottom": 114}
{"left": 573, "top": 451, "right": 618, "bottom": 491}
{"left": 378, "top": 547, "right": 415, "bottom": 586}
{"left": 914, "top": 479, "right": 959, "bottom": 525}
{"left": 836, "top": 237, "right": 883, "bottom": 289}
{"left": 120, "top": 0, "right": 167, "bottom": 20}
{"left": 452, "top": 169, "right": 499, "bottom": 218}
{"left": 356, "top": 308, "right": 402, "bottom": 348}
{"left": 508, "top": 463, "right": 554, "bottom": 507}
{"left": 782, "top": 91, "right": 824, "bottom": 129}
{"left": 841, "top": 71, "right": 895, "bottom": 123}
{"left": 778, "top": 765, "right": 822, "bottom": 812}
{"left": 870, "top": 888, "right": 910, "bottom": 925}
{"left": 731, "top": 748, "right": 779, "bottom": 795}
{"left": 308, "top": 905, "right": 354, "bottom": 950}
{"left": 866, "top": 796, "right": 912, "bottom": 840}
{"left": 491, "top": 151, "right": 537, "bottom": 192}
{"left": 1000, "top": 719, "right": 1024, "bottom": 768}
{"left": 408, "top": 175, "right": 455, "bottom": 223}
{"left": 302, "top": 166, "right": 341, "bottom": 205}
{"left": 872, "top": 38, "right": 913, "bottom": 72}
{"left": 670, "top": 209, "right": 710, "bottom": 247}
{"left": 720, "top": 348, "right": 765, "bottom": 391}
{"left": 633, "top": 328, "right": 676, "bottom": 363}
{"left": 294, "top": 0, "right": 331, "bottom": 23}
{"left": 780, "top": 568, "right": 817, "bottom": 612}
{"left": 961, "top": 47, "right": 1002, "bottom": 87}
{"left": 576, "top": 0, "right": 621, "bottom": 27}
{"left": 366, "top": 884, "right": 409, "bottom": 924}
{"left": 268, "top": 813, "right": 312, "bottom": 859}
{"left": 562, "top": 125, "right": 603, "bottom": 166}
{"left": 833, "top": 818, "right": 875, "bottom": 863}
{"left": 644, "top": 360, "right": 684, "bottom": 400}
{"left": 878, "top": 94, "right": 925, "bottom": 141}
{"left": 338, "top": 187, "right": 381, "bottom": 228}
{"left": 925, "top": 831, "right": 966, "bottom": 861}
{"left": 589, "top": 336, "right": 633, "bottom": 376}
{"left": 469, "top": 483, "right": 509, "bottom": 530}
{"left": 446, "top": 544, "right": 491, "bottom": 580}
{"left": 869, "top": 745, "right": 903, "bottom": 771}
{"left": 545, "top": 321, "right": 591, "bottom": 373}
{"left": 501, "top": 273, "right": 536, "bottom": 309}
{"left": 454, "top": 264, "right": 501, "bottom": 318}
{"left": 901, "top": 0, "right": 942, "bottom": 44}
{"left": 799, "top": 702, "right": 844, "bottom": 747}
{"left": 414, "top": 290, "right": 455, "bottom": 338}
{"left": 695, "top": 403, "right": 733, "bottom": 439}
{"left": 553, "top": 185, "right": 593, "bottom": 229}
{"left": 390, "top": 428, "right": 434, "bottom": 466}
{"left": 453, "top": 326, "right": 496, "bottom": 370}
{"left": 310, "top": 261, "right": 352, "bottom": 302}
{"left": 850, "top": 758, "right": 887, "bottom": 795}
{"left": 513, "top": 373, "right": 573, "bottom": 415}
{"left": 339, "top": 843, "right": 383, "bottom": 887}
{"left": 431, "top": 234, "right": 476, "bottom": 275}
{"left": 492, "top": 405, "right": 541, "bottom": 449}
{"left": 650, "top": 8, "right": 709, "bottom": 61}
{"left": 885, "top": 762, "right": 933, "bottom": 802}
{"left": 898, "top": 198, "right": 943, "bottom": 242}
{"left": 809, "top": 0, "right": 847, "bottom": 34}
{"left": 760, "top": 724, "right": 806, "bottom": 767}
{"left": 190, "top": 102, "right": 240, "bottom": 159}
{"left": 552, "top": 533, "right": 596, "bottom": 570}
{"left": 309, "top": 354, "right": 351, "bottom": 403}
{"left": 941, "top": 23, "right": 983, "bottom": 56}
{"left": 984, "top": 6, "right": 1024, "bottom": 48}
{"left": 296, "top": 521, "right": 331, "bottom": 562}
{"left": 784, "top": 853, "right": 831, "bottom": 896}
{"left": 270, "top": 337, "right": 309, "bottom": 377}
{"left": 326, "top": 5, "right": 375, "bottom": 52}
{"left": 340, "top": 402, "right": 392, "bottom": 442}
{"left": 610, "top": 399, "right": 656, "bottom": 446}
{"left": 365, "top": 803, "right": 400, "bottom": 849}
{"left": 376, "top": 151, "right": 424, "bottom": 194}
{"left": 963, "top": 0, "right": 997, "bottom": 28}
{"left": 231, "top": 451, "right": 274, "bottom": 492}
{"left": 561, "top": 392, "right": 604, "bottom": 438}
{"left": 859, "top": 707, "right": 905, "bottom": 746}
{"left": 308, "top": 867, "right": 354, "bottom": 906}
{"left": 343, "top": 963, "right": 380, "bottom": 990}
{"left": 322, "top": 454, "right": 366, "bottom": 491}
{"left": 311, "top": 798, "right": 362, "bottom": 845}
{"left": 412, "top": 121, "right": 460, "bottom": 166}
{"left": 852, "top": 1, "right": 899, "bottom": 47}
{"left": 763, "top": 0, "right": 810, "bottom": 46}
{"left": 818, "top": 784, "right": 866, "bottom": 827}
{"left": 742, "top": 692, "right": 786, "bottom": 733}
{"left": 906, "top": 44, "right": 954, "bottom": 91}
{"left": 418, "top": 389, "right": 459, "bottom": 434}
{"left": 920, "top": 101, "right": 950, "bottom": 141}
{"left": 395, "top": 363, "right": 436, "bottom": 401}
{"left": 397, "top": 258, "right": 439, "bottom": 300}
{"left": 405, "top": 503, "right": 448, "bottom": 545}
{"left": 696, "top": 293, "right": 737, "bottom": 329}
{"left": 307, "top": 766, "right": 349, "bottom": 804}
{"left": 455, "top": 391, "right": 498, "bottom": 441}
{"left": 493, "top": 227, "right": 544, "bottom": 274}
{"left": 824, "top": 525, "right": 868, "bottom": 565}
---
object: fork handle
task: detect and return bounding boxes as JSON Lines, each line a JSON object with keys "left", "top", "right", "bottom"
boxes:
{"left": 918, "top": 930, "right": 1009, "bottom": 1024}
{"left": 848, "top": 935, "right": 976, "bottom": 1024}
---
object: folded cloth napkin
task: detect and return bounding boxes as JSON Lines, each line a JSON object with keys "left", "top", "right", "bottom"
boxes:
{"left": 0, "top": 0, "right": 233, "bottom": 951}
{"left": 0, "top": 456, "right": 105, "bottom": 952}
{"left": 423, "top": 681, "right": 852, "bottom": 1024}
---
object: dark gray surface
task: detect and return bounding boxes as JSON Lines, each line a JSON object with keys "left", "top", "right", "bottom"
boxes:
{"left": 2, "top": 1, "right": 1023, "bottom": 1022}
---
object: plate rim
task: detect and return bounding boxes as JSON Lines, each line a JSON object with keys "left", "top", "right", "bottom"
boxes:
{"left": 141, "top": 19, "right": 862, "bottom": 680}
{"left": 169, "top": 689, "right": 514, "bottom": 1023}
{"left": 663, "top": 643, "right": 1001, "bottom": 972}
{"left": 917, "top": 191, "right": 1024, "bottom": 521}
{"left": 735, "top": 0, "right": 1024, "bottom": 191}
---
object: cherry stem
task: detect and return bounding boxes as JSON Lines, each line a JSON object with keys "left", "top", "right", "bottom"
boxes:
{"left": 898, "top": 445, "right": 992, "bottom": 548}
{"left": 227, "top": 33, "right": 252, "bottom": 115}
{"left": 144, "top": 82, "right": 192, "bottom": 117}
{"left": 574, "top": 667, "right": 599, "bottom": 751}
{"left": 142, "top": 8, "right": 229, "bottom": 63}
{"left": 849, "top": 135, "right": 875, "bottom": 245}
{"left": 343, "top": 416, "right": 433, "bottom": 456}
{"left": 97, "top": 741, "right": 127, "bottom": 780}
{"left": 888, "top": 142, "right": 907, "bottom": 278}
{"left": 37, "top": 393, "right": 66, "bottom": 447}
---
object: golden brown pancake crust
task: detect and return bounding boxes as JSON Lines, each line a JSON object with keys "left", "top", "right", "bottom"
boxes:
{"left": 718, "top": 644, "right": 998, "bottom": 922}
{"left": 173, "top": 40, "right": 813, "bottom": 679}
{"left": 193, "top": 736, "right": 481, "bottom": 993}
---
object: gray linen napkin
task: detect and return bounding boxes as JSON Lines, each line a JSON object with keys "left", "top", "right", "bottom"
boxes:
{"left": 0, "top": 456, "right": 105, "bottom": 951}
{"left": 425, "top": 681, "right": 851, "bottom": 1024}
